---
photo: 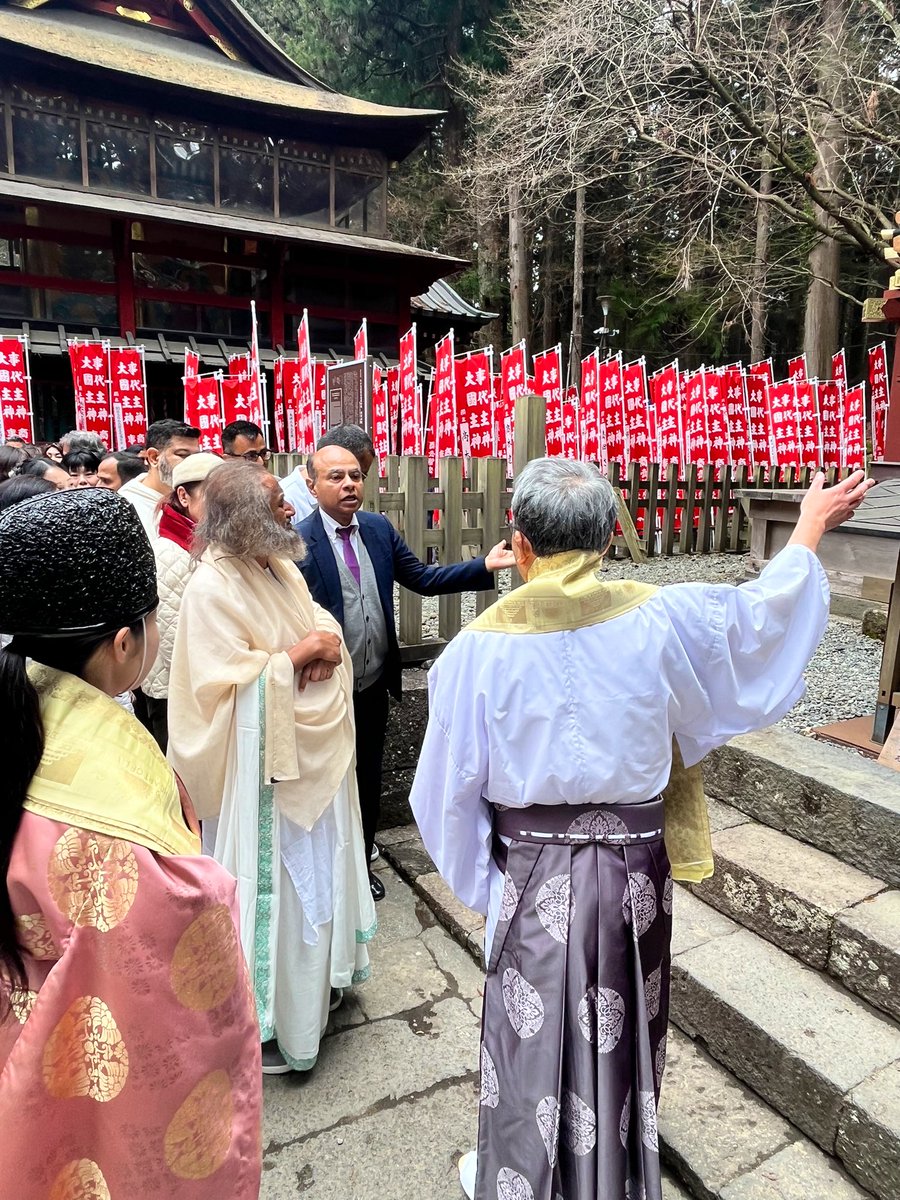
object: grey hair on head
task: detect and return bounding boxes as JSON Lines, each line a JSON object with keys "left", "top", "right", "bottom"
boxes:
{"left": 60, "top": 430, "right": 108, "bottom": 457}
{"left": 511, "top": 458, "right": 618, "bottom": 557}
{"left": 196, "top": 461, "right": 307, "bottom": 563}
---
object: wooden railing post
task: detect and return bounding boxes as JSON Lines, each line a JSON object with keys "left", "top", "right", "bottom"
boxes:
{"left": 513, "top": 393, "right": 547, "bottom": 478}
{"left": 398, "top": 455, "right": 427, "bottom": 647}
{"left": 473, "top": 456, "right": 505, "bottom": 615}
{"left": 644, "top": 462, "right": 660, "bottom": 557}
{"left": 661, "top": 464, "right": 679, "bottom": 556}
{"left": 438, "top": 457, "right": 464, "bottom": 641}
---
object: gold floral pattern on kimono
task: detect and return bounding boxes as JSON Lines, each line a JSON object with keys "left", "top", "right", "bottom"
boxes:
{"left": 16, "top": 912, "right": 57, "bottom": 961}
{"left": 48, "top": 830, "right": 139, "bottom": 932}
{"left": 42, "top": 995, "right": 129, "bottom": 1102}
{"left": 164, "top": 1070, "right": 235, "bottom": 1179}
{"left": 48, "top": 1158, "right": 111, "bottom": 1200}
{"left": 170, "top": 905, "right": 239, "bottom": 1011}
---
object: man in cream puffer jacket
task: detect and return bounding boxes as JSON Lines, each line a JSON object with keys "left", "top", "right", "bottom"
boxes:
{"left": 142, "top": 452, "right": 223, "bottom": 749}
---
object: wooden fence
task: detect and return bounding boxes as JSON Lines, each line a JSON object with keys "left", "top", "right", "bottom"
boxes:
{"left": 270, "top": 395, "right": 851, "bottom": 655}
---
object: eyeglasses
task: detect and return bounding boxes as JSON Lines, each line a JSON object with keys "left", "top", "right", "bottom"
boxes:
{"left": 224, "top": 449, "right": 271, "bottom": 463}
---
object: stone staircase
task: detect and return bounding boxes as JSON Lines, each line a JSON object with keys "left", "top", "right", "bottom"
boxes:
{"left": 379, "top": 715, "right": 900, "bottom": 1200}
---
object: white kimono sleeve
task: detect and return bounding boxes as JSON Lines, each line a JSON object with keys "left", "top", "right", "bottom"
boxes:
{"left": 408, "top": 635, "right": 494, "bottom": 914}
{"left": 664, "top": 543, "right": 830, "bottom": 765}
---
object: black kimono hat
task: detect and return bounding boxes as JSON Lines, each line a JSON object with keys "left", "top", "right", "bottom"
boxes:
{"left": 0, "top": 488, "right": 158, "bottom": 637}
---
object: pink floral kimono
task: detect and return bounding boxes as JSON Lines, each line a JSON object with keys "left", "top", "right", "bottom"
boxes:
{"left": 0, "top": 666, "right": 262, "bottom": 1199}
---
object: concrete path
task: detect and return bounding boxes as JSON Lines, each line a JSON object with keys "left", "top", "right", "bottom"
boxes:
{"left": 260, "top": 861, "right": 690, "bottom": 1200}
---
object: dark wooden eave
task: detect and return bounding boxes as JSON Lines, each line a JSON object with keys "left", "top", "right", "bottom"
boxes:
{"left": 0, "top": 5, "right": 441, "bottom": 158}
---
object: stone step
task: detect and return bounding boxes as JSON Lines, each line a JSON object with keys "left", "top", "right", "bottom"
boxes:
{"left": 661, "top": 1027, "right": 873, "bottom": 1200}
{"left": 695, "top": 800, "right": 899, "bottom": 1022}
{"left": 703, "top": 728, "right": 900, "bottom": 888}
{"left": 671, "top": 888, "right": 900, "bottom": 1200}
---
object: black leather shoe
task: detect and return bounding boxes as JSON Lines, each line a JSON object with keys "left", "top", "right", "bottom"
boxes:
{"left": 369, "top": 872, "right": 386, "bottom": 902}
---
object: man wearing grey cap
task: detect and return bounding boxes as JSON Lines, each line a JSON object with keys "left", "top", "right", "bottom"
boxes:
{"left": 141, "top": 451, "right": 224, "bottom": 750}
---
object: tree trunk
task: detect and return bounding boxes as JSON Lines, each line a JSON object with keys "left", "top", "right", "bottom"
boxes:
{"left": 509, "top": 183, "right": 530, "bottom": 346}
{"left": 750, "top": 151, "right": 772, "bottom": 363}
{"left": 476, "top": 185, "right": 505, "bottom": 348}
{"left": 541, "top": 217, "right": 558, "bottom": 350}
{"left": 571, "top": 184, "right": 586, "bottom": 370}
{"left": 802, "top": 0, "right": 846, "bottom": 377}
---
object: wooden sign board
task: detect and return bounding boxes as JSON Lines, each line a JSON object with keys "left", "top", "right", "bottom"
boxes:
{"left": 326, "top": 359, "right": 370, "bottom": 432}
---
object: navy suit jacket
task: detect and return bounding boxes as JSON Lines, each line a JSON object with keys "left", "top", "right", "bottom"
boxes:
{"left": 296, "top": 507, "right": 495, "bottom": 699}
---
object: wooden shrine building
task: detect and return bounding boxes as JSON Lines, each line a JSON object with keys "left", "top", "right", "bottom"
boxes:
{"left": 0, "top": 0, "right": 471, "bottom": 434}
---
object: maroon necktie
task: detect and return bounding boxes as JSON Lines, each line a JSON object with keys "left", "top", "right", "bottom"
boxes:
{"left": 336, "top": 526, "right": 361, "bottom": 587}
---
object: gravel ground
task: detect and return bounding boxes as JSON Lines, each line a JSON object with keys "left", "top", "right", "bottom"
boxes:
{"left": 402, "top": 551, "right": 884, "bottom": 736}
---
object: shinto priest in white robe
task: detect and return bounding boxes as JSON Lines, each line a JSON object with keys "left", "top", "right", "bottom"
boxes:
{"left": 410, "top": 543, "right": 829, "bottom": 1200}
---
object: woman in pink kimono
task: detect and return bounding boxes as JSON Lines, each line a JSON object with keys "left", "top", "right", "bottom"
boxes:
{"left": 0, "top": 488, "right": 261, "bottom": 1199}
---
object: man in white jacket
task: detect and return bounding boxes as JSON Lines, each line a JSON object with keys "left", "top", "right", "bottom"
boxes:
{"left": 141, "top": 452, "right": 223, "bottom": 749}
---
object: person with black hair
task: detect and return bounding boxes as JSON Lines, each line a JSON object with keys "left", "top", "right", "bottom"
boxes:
{"left": 97, "top": 450, "right": 148, "bottom": 491}
{"left": 0, "top": 488, "right": 261, "bottom": 1197}
{"left": 0, "top": 445, "right": 24, "bottom": 483}
{"left": 222, "top": 419, "right": 269, "bottom": 463}
{"left": 61, "top": 448, "right": 102, "bottom": 488}
{"left": 17, "top": 456, "right": 69, "bottom": 491}
{"left": 118, "top": 419, "right": 200, "bottom": 536}
{"left": 0, "top": 476, "right": 55, "bottom": 510}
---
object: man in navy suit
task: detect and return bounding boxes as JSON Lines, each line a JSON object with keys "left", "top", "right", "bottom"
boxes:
{"left": 296, "top": 433, "right": 514, "bottom": 901}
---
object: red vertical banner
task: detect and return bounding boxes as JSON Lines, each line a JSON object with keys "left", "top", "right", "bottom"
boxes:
{"left": 296, "top": 310, "right": 316, "bottom": 445}
{"left": 832, "top": 349, "right": 847, "bottom": 394}
{"left": 723, "top": 366, "right": 752, "bottom": 468}
{"left": 703, "top": 369, "right": 731, "bottom": 469}
{"left": 597, "top": 355, "right": 624, "bottom": 471}
{"left": 787, "top": 354, "right": 808, "bottom": 382}
{"left": 272, "top": 358, "right": 287, "bottom": 453}
{"left": 0, "top": 335, "right": 34, "bottom": 443}
{"left": 683, "top": 370, "right": 709, "bottom": 467}
{"left": 561, "top": 400, "right": 580, "bottom": 460}
{"left": 398, "top": 326, "right": 422, "bottom": 455}
{"left": 843, "top": 383, "right": 866, "bottom": 470}
{"left": 387, "top": 366, "right": 400, "bottom": 455}
{"left": 249, "top": 300, "right": 265, "bottom": 431}
{"left": 109, "top": 346, "right": 147, "bottom": 450}
{"left": 749, "top": 360, "right": 774, "bottom": 387}
{"left": 580, "top": 351, "right": 601, "bottom": 465}
{"left": 794, "top": 380, "right": 820, "bottom": 467}
{"left": 280, "top": 361, "right": 301, "bottom": 453}
{"left": 314, "top": 361, "right": 329, "bottom": 441}
{"left": 767, "top": 380, "right": 801, "bottom": 471}
{"left": 869, "top": 342, "right": 890, "bottom": 461}
{"left": 354, "top": 319, "right": 368, "bottom": 362}
{"left": 371, "top": 363, "right": 390, "bottom": 474}
{"left": 455, "top": 349, "right": 494, "bottom": 459}
{"left": 652, "top": 363, "right": 682, "bottom": 469}
{"left": 427, "top": 332, "right": 457, "bottom": 474}
{"left": 183, "top": 375, "right": 223, "bottom": 453}
{"left": 184, "top": 350, "right": 200, "bottom": 383}
{"left": 534, "top": 345, "right": 564, "bottom": 456}
{"left": 745, "top": 371, "right": 770, "bottom": 468}
{"left": 221, "top": 374, "right": 254, "bottom": 427}
{"left": 622, "top": 358, "right": 653, "bottom": 466}
{"left": 818, "top": 382, "right": 842, "bottom": 468}
{"left": 493, "top": 376, "right": 508, "bottom": 466}
{"left": 68, "top": 341, "right": 112, "bottom": 446}
{"left": 499, "top": 341, "right": 528, "bottom": 409}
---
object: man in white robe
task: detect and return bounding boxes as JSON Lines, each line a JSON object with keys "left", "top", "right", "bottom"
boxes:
{"left": 168, "top": 462, "right": 375, "bottom": 1075}
{"left": 409, "top": 458, "right": 873, "bottom": 1200}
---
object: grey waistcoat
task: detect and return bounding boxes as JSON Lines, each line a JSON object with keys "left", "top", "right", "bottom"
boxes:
{"left": 333, "top": 531, "right": 390, "bottom": 691}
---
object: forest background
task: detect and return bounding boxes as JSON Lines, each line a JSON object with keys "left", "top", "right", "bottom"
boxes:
{"left": 246, "top": 0, "right": 900, "bottom": 382}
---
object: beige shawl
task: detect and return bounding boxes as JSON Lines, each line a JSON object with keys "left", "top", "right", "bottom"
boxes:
{"left": 167, "top": 548, "right": 355, "bottom": 829}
